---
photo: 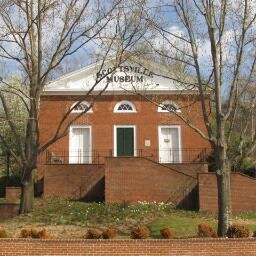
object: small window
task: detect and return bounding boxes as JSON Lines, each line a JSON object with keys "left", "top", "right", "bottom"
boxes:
{"left": 71, "top": 101, "right": 93, "bottom": 113}
{"left": 158, "top": 100, "right": 181, "bottom": 113}
{"left": 114, "top": 101, "right": 136, "bottom": 113}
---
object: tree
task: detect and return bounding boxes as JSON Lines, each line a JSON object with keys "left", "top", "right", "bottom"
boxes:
{"left": 0, "top": 77, "right": 27, "bottom": 181}
{"left": 0, "top": 0, "right": 148, "bottom": 213}
{"left": 138, "top": 0, "right": 256, "bottom": 236}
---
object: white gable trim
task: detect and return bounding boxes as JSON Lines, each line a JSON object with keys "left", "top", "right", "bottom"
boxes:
{"left": 44, "top": 58, "right": 205, "bottom": 95}
{"left": 42, "top": 89, "right": 202, "bottom": 96}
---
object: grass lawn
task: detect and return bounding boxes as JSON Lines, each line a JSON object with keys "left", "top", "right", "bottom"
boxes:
{"left": 0, "top": 198, "right": 256, "bottom": 239}
{"left": 149, "top": 212, "right": 216, "bottom": 238}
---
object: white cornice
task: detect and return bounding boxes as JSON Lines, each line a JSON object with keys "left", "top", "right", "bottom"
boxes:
{"left": 42, "top": 89, "right": 204, "bottom": 96}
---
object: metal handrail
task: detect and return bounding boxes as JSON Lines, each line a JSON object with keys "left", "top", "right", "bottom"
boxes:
{"left": 40, "top": 148, "right": 209, "bottom": 165}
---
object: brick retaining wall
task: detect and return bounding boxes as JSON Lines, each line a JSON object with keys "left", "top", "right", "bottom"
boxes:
{"left": 0, "top": 238, "right": 255, "bottom": 256}
{"left": 5, "top": 187, "right": 21, "bottom": 202}
{"left": 198, "top": 172, "right": 256, "bottom": 212}
{"left": 165, "top": 163, "right": 208, "bottom": 178}
{"left": 0, "top": 203, "right": 19, "bottom": 219}
{"left": 43, "top": 164, "right": 105, "bottom": 200}
{"left": 105, "top": 157, "right": 203, "bottom": 208}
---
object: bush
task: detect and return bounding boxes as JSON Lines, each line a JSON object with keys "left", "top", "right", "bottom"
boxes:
{"left": 20, "top": 228, "right": 32, "bottom": 238}
{"left": 102, "top": 228, "right": 118, "bottom": 239}
{"left": 198, "top": 223, "right": 217, "bottom": 238}
{"left": 0, "top": 228, "right": 7, "bottom": 238}
{"left": 131, "top": 226, "right": 150, "bottom": 239}
{"left": 85, "top": 228, "right": 102, "bottom": 239}
{"left": 226, "top": 224, "right": 250, "bottom": 238}
{"left": 253, "top": 231, "right": 256, "bottom": 237}
{"left": 35, "top": 229, "right": 52, "bottom": 239}
{"left": 160, "top": 227, "right": 175, "bottom": 239}
{"left": 31, "top": 228, "right": 40, "bottom": 238}
{"left": 20, "top": 228, "right": 52, "bottom": 239}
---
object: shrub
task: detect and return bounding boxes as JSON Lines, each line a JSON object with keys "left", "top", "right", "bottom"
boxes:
{"left": 226, "top": 224, "right": 250, "bottom": 238}
{"left": 85, "top": 228, "right": 102, "bottom": 239}
{"left": 160, "top": 227, "right": 175, "bottom": 239}
{"left": 21, "top": 228, "right": 52, "bottom": 239}
{"left": 31, "top": 228, "right": 40, "bottom": 238}
{"left": 102, "top": 228, "right": 118, "bottom": 239}
{"left": 131, "top": 226, "right": 150, "bottom": 239}
{"left": 0, "top": 228, "right": 7, "bottom": 238}
{"left": 20, "top": 228, "right": 32, "bottom": 238}
{"left": 198, "top": 223, "right": 217, "bottom": 238}
{"left": 253, "top": 231, "right": 256, "bottom": 237}
{"left": 39, "top": 229, "right": 52, "bottom": 239}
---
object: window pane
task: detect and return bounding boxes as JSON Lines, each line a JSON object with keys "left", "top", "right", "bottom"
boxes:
{"left": 117, "top": 103, "right": 133, "bottom": 111}
{"left": 73, "top": 102, "right": 89, "bottom": 111}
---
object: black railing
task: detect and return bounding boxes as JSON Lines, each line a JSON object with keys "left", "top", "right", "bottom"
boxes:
{"left": 141, "top": 148, "right": 208, "bottom": 164}
{"left": 42, "top": 148, "right": 208, "bottom": 165}
{"left": 44, "top": 150, "right": 113, "bottom": 165}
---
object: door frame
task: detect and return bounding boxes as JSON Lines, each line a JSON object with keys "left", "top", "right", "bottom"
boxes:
{"left": 158, "top": 125, "right": 182, "bottom": 163}
{"left": 69, "top": 125, "right": 92, "bottom": 163}
{"left": 113, "top": 125, "right": 137, "bottom": 157}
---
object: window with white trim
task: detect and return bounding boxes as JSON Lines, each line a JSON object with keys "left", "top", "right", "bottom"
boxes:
{"left": 70, "top": 101, "right": 93, "bottom": 113}
{"left": 114, "top": 101, "right": 136, "bottom": 113}
{"left": 158, "top": 100, "right": 181, "bottom": 113}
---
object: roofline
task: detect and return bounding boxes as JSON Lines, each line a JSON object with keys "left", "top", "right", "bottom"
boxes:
{"left": 47, "top": 57, "right": 116, "bottom": 85}
{"left": 47, "top": 53, "right": 160, "bottom": 85}
{"left": 42, "top": 90, "right": 210, "bottom": 96}
{"left": 45, "top": 54, "right": 213, "bottom": 96}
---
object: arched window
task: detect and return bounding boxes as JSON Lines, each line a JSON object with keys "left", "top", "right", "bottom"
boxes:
{"left": 114, "top": 101, "right": 136, "bottom": 113}
{"left": 70, "top": 101, "right": 93, "bottom": 113}
{"left": 158, "top": 100, "right": 181, "bottom": 113}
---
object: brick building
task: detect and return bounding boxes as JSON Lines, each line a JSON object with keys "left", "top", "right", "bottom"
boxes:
{"left": 38, "top": 58, "right": 213, "bottom": 205}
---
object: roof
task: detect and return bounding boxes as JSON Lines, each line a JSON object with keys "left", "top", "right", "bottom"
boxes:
{"left": 44, "top": 56, "right": 198, "bottom": 95}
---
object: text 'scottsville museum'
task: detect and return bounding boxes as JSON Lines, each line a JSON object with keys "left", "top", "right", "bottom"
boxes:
{"left": 38, "top": 57, "right": 213, "bottom": 209}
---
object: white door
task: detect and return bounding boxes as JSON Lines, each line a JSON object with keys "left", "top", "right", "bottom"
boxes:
{"left": 159, "top": 126, "right": 181, "bottom": 163}
{"left": 69, "top": 126, "right": 91, "bottom": 163}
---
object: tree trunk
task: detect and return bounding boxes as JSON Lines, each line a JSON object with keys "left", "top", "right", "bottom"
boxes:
{"left": 20, "top": 84, "right": 39, "bottom": 213}
{"left": 215, "top": 147, "right": 231, "bottom": 237}
{"left": 19, "top": 170, "right": 34, "bottom": 214}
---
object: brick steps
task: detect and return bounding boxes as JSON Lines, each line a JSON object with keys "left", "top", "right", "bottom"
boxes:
{"left": 105, "top": 157, "right": 205, "bottom": 209}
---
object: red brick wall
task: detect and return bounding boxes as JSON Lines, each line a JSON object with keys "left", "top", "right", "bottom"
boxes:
{"left": 165, "top": 163, "right": 208, "bottom": 178}
{"left": 198, "top": 172, "right": 256, "bottom": 212}
{"left": 5, "top": 187, "right": 21, "bottom": 202}
{"left": 43, "top": 164, "right": 105, "bottom": 200}
{"left": 105, "top": 157, "right": 199, "bottom": 206}
{"left": 0, "top": 203, "right": 19, "bottom": 219}
{"left": 0, "top": 238, "right": 255, "bottom": 256}
{"left": 38, "top": 94, "right": 211, "bottom": 159}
